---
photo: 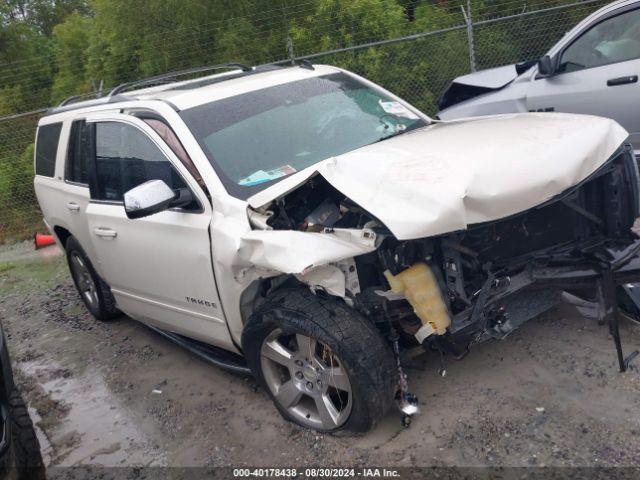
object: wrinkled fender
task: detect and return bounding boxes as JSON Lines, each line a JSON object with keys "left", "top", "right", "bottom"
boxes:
{"left": 236, "top": 229, "right": 376, "bottom": 275}
{"left": 209, "top": 196, "right": 378, "bottom": 346}
{"left": 235, "top": 227, "right": 378, "bottom": 298}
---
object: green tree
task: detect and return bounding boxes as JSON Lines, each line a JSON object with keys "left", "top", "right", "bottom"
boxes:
{"left": 0, "top": 22, "right": 52, "bottom": 113}
{"left": 85, "top": 0, "right": 293, "bottom": 88}
{"left": 1, "top": 0, "right": 89, "bottom": 36}
{"left": 51, "top": 12, "right": 92, "bottom": 102}
{"left": 292, "top": 0, "right": 405, "bottom": 55}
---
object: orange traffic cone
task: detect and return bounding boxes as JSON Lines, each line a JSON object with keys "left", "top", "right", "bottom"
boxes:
{"left": 34, "top": 233, "right": 56, "bottom": 250}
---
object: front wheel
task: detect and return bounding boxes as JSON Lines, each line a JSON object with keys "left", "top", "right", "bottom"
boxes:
{"left": 242, "top": 288, "right": 397, "bottom": 434}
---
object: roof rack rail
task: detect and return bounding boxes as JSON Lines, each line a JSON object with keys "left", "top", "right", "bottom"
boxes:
{"left": 46, "top": 94, "right": 131, "bottom": 116}
{"left": 45, "top": 61, "right": 290, "bottom": 117}
{"left": 293, "top": 59, "right": 315, "bottom": 70}
{"left": 59, "top": 90, "right": 107, "bottom": 107}
{"left": 108, "top": 62, "right": 252, "bottom": 96}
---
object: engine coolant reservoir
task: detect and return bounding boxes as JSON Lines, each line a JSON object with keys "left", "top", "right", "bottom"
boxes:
{"left": 384, "top": 262, "right": 451, "bottom": 343}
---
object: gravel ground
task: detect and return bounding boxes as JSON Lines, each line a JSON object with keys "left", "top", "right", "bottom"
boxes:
{"left": 1, "top": 241, "right": 639, "bottom": 470}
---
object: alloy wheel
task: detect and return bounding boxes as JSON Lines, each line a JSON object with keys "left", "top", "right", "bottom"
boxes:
{"left": 260, "top": 329, "right": 353, "bottom": 430}
{"left": 69, "top": 252, "right": 99, "bottom": 309}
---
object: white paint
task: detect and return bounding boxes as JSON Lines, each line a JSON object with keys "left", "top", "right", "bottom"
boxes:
{"left": 249, "top": 112, "right": 628, "bottom": 240}
{"left": 35, "top": 63, "right": 629, "bottom": 350}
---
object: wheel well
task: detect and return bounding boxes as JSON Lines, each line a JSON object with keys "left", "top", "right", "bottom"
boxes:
{"left": 239, "top": 275, "right": 300, "bottom": 326}
{"left": 53, "top": 226, "right": 71, "bottom": 248}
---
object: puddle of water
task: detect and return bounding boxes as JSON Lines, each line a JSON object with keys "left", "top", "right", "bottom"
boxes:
{"left": 20, "top": 360, "right": 167, "bottom": 467}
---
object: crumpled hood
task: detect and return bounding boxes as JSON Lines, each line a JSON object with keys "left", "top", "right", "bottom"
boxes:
{"left": 248, "top": 112, "right": 628, "bottom": 240}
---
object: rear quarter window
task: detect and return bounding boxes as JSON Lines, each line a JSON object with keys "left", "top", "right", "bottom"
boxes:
{"left": 35, "top": 122, "right": 63, "bottom": 177}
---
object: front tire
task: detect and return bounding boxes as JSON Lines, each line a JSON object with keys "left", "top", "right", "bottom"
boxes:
{"left": 66, "top": 236, "right": 120, "bottom": 321}
{"left": 242, "top": 287, "right": 397, "bottom": 434}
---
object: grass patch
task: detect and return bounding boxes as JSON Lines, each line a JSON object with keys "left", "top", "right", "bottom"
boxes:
{"left": 0, "top": 256, "right": 67, "bottom": 296}
{"left": 0, "top": 263, "right": 16, "bottom": 274}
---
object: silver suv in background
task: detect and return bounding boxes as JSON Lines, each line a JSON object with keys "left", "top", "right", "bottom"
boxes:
{"left": 438, "top": 0, "right": 640, "bottom": 155}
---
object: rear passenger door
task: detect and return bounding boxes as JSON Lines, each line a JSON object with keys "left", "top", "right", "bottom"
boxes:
{"left": 83, "top": 114, "right": 232, "bottom": 349}
{"left": 33, "top": 122, "right": 66, "bottom": 238}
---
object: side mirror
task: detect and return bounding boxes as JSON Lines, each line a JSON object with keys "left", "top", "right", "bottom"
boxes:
{"left": 171, "top": 188, "right": 194, "bottom": 209}
{"left": 537, "top": 55, "right": 555, "bottom": 77}
{"left": 515, "top": 59, "right": 537, "bottom": 75}
{"left": 124, "top": 179, "right": 177, "bottom": 219}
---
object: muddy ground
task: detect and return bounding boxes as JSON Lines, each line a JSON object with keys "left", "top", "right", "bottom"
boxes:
{"left": 0, "top": 241, "right": 639, "bottom": 470}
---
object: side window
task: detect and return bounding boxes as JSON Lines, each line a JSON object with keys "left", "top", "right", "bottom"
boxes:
{"left": 93, "top": 122, "right": 188, "bottom": 203}
{"left": 65, "top": 120, "right": 89, "bottom": 185}
{"left": 35, "top": 123, "right": 62, "bottom": 177}
{"left": 142, "top": 118, "right": 206, "bottom": 189}
{"left": 559, "top": 8, "right": 640, "bottom": 73}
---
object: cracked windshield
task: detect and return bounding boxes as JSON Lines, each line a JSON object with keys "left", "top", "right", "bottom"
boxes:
{"left": 180, "top": 72, "right": 427, "bottom": 198}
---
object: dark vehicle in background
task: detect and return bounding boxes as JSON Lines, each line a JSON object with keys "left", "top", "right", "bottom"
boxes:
{"left": 0, "top": 324, "right": 44, "bottom": 480}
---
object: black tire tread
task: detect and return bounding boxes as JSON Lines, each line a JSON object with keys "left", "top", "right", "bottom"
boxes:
{"left": 243, "top": 287, "right": 397, "bottom": 433}
{"left": 9, "top": 389, "right": 45, "bottom": 480}
{"left": 95, "top": 273, "right": 119, "bottom": 319}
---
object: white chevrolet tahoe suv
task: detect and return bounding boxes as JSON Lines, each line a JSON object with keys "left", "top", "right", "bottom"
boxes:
{"left": 34, "top": 63, "right": 640, "bottom": 434}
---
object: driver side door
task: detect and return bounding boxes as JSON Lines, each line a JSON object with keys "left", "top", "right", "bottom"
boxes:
{"left": 527, "top": 5, "right": 640, "bottom": 152}
{"left": 83, "top": 113, "right": 233, "bottom": 350}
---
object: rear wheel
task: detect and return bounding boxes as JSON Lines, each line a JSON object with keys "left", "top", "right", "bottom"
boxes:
{"left": 242, "top": 287, "right": 396, "bottom": 433}
{"left": 66, "top": 236, "right": 120, "bottom": 321}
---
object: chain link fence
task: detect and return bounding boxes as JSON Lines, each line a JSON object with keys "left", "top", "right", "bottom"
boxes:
{"left": 0, "top": 0, "right": 610, "bottom": 243}
{"left": 0, "top": 112, "right": 43, "bottom": 244}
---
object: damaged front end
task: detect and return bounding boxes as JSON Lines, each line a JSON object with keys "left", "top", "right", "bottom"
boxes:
{"left": 371, "top": 144, "right": 640, "bottom": 371}
{"left": 244, "top": 143, "right": 640, "bottom": 419}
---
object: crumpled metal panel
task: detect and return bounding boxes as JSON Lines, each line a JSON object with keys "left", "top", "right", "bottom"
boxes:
{"left": 248, "top": 112, "right": 628, "bottom": 241}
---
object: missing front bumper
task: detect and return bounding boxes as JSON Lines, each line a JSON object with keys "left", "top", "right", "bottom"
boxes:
{"left": 452, "top": 238, "right": 640, "bottom": 372}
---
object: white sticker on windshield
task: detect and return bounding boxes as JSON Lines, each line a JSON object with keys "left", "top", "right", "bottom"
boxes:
{"left": 239, "top": 165, "right": 297, "bottom": 187}
{"left": 379, "top": 100, "right": 419, "bottom": 120}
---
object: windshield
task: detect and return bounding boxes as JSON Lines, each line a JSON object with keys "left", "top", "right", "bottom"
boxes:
{"left": 179, "top": 72, "right": 427, "bottom": 199}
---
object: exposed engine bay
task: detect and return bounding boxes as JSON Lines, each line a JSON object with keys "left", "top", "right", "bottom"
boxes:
{"left": 249, "top": 145, "right": 640, "bottom": 380}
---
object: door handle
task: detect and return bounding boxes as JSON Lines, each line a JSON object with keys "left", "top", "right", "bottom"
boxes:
{"left": 93, "top": 227, "right": 117, "bottom": 238}
{"left": 607, "top": 75, "right": 638, "bottom": 86}
{"left": 66, "top": 202, "right": 80, "bottom": 212}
